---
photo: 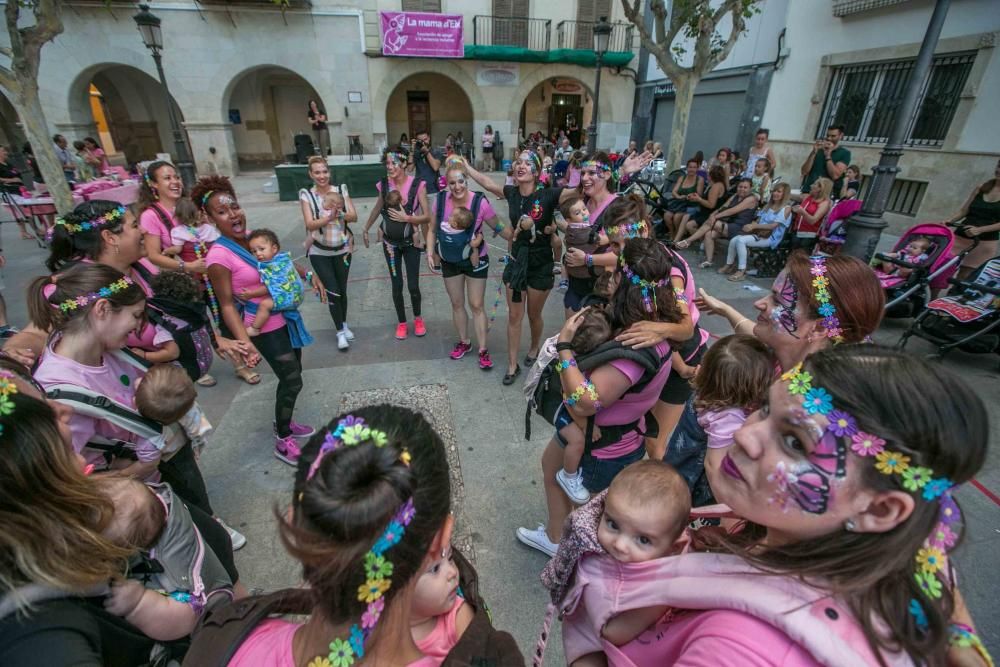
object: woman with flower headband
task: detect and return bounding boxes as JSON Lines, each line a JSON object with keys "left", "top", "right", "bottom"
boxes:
{"left": 198, "top": 404, "right": 523, "bottom": 666}
{"left": 0, "top": 356, "right": 244, "bottom": 666}
{"left": 516, "top": 238, "right": 682, "bottom": 558}
{"left": 362, "top": 149, "right": 431, "bottom": 340}
{"left": 199, "top": 178, "right": 323, "bottom": 466}
{"left": 137, "top": 161, "right": 198, "bottom": 273}
{"left": 588, "top": 345, "right": 992, "bottom": 667}
{"left": 465, "top": 149, "right": 652, "bottom": 384}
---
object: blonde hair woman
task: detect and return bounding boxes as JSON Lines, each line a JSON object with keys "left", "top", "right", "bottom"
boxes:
{"left": 719, "top": 182, "right": 794, "bottom": 281}
{"left": 791, "top": 176, "right": 833, "bottom": 249}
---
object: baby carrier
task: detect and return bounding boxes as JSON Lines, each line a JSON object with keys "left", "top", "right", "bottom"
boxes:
{"left": 434, "top": 190, "right": 485, "bottom": 267}
{"left": 523, "top": 339, "right": 665, "bottom": 447}
{"left": 872, "top": 223, "right": 955, "bottom": 318}
{"left": 898, "top": 256, "right": 1000, "bottom": 358}
{"left": 564, "top": 224, "right": 603, "bottom": 280}
{"left": 380, "top": 177, "right": 423, "bottom": 246}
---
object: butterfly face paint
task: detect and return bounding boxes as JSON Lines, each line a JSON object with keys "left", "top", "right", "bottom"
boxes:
{"left": 770, "top": 271, "right": 801, "bottom": 338}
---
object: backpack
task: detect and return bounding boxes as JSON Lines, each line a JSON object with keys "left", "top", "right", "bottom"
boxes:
{"left": 524, "top": 341, "right": 665, "bottom": 448}
{"left": 435, "top": 190, "right": 485, "bottom": 266}
{"left": 380, "top": 177, "right": 423, "bottom": 245}
{"left": 181, "top": 548, "right": 524, "bottom": 667}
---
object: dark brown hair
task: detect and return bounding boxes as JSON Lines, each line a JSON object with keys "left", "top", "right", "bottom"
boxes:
{"left": 708, "top": 165, "right": 727, "bottom": 185}
{"left": 46, "top": 200, "right": 131, "bottom": 273}
{"left": 279, "top": 405, "right": 450, "bottom": 630}
{"left": 28, "top": 264, "right": 146, "bottom": 334}
{"left": 173, "top": 198, "right": 199, "bottom": 227}
{"left": 190, "top": 174, "right": 236, "bottom": 212}
{"left": 604, "top": 192, "right": 648, "bottom": 230}
{"left": 610, "top": 238, "right": 681, "bottom": 331}
{"left": 571, "top": 306, "right": 613, "bottom": 356}
{"left": 559, "top": 194, "right": 584, "bottom": 221}
{"left": 692, "top": 334, "right": 774, "bottom": 412}
{"left": 785, "top": 251, "right": 884, "bottom": 342}
{"left": 135, "top": 363, "right": 197, "bottom": 425}
{"left": 383, "top": 190, "right": 403, "bottom": 210}
{"left": 609, "top": 460, "right": 691, "bottom": 544}
{"left": 137, "top": 161, "right": 180, "bottom": 211}
{"left": 248, "top": 228, "right": 280, "bottom": 250}
{"left": 449, "top": 206, "right": 474, "bottom": 230}
{"left": 149, "top": 270, "right": 201, "bottom": 303}
{"left": 724, "top": 345, "right": 987, "bottom": 665}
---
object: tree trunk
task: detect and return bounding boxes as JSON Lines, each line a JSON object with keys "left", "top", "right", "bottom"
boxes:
{"left": 15, "top": 82, "right": 75, "bottom": 214}
{"left": 666, "top": 73, "right": 696, "bottom": 172}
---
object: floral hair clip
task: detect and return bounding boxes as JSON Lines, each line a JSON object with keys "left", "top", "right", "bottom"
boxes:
{"left": 779, "top": 363, "right": 963, "bottom": 631}
{"left": 809, "top": 256, "right": 843, "bottom": 343}
{"left": 619, "top": 254, "right": 669, "bottom": 313}
{"left": 0, "top": 370, "right": 18, "bottom": 436}
{"left": 302, "top": 415, "right": 416, "bottom": 667}
{"left": 47, "top": 205, "right": 127, "bottom": 241}
{"left": 580, "top": 160, "right": 611, "bottom": 173}
{"left": 385, "top": 152, "right": 406, "bottom": 166}
{"left": 56, "top": 276, "right": 135, "bottom": 314}
{"left": 604, "top": 220, "right": 646, "bottom": 239}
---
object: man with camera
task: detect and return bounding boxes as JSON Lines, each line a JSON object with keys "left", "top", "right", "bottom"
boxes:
{"left": 410, "top": 130, "right": 444, "bottom": 194}
{"left": 800, "top": 124, "right": 851, "bottom": 195}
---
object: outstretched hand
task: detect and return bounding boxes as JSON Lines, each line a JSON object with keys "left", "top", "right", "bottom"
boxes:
{"left": 694, "top": 287, "right": 729, "bottom": 317}
{"left": 622, "top": 151, "right": 654, "bottom": 176}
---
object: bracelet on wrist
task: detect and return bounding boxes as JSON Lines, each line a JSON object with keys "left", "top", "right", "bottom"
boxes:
{"left": 564, "top": 378, "right": 601, "bottom": 410}
{"left": 585, "top": 253, "right": 594, "bottom": 268}
{"left": 554, "top": 358, "right": 577, "bottom": 373}
{"left": 178, "top": 259, "right": 185, "bottom": 272}
{"left": 555, "top": 342, "right": 575, "bottom": 352}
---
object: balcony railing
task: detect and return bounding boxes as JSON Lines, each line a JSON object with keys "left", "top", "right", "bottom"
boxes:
{"left": 472, "top": 15, "right": 551, "bottom": 52}
{"left": 556, "top": 20, "right": 634, "bottom": 53}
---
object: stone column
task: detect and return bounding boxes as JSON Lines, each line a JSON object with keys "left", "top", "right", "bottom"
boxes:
{"left": 184, "top": 122, "right": 238, "bottom": 177}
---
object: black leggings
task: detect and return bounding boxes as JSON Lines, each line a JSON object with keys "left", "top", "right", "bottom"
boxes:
{"left": 382, "top": 242, "right": 422, "bottom": 323}
{"left": 158, "top": 442, "right": 213, "bottom": 517}
{"left": 252, "top": 326, "right": 304, "bottom": 438}
{"left": 309, "top": 253, "right": 351, "bottom": 329}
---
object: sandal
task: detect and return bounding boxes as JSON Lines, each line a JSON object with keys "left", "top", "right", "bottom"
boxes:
{"left": 699, "top": 261, "right": 713, "bottom": 269}
{"left": 717, "top": 264, "right": 735, "bottom": 275}
{"left": 675, "top": 240, "right": 690, "bottom": 250}
{"left": 195, "top": 374, "right": 217, "bottom": 387}
{"left": 234, "top": 365, "right": 261, "bottom": 385}
{"left": 728, "top": 270, "right": 747, "bottom": 282}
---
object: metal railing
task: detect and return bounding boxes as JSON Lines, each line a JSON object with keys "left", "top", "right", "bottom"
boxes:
{"left": 472, "top": 15, "right": 551, "bottom": 51}
{"left": 555, "top": 20, "right": 634, "bottom": 52}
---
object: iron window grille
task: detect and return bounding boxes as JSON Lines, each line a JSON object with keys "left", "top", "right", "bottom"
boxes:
{"left": 817, "top": 52, "right": 975, "bottom": 147}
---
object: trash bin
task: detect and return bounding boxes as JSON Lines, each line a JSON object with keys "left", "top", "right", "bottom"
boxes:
{"left": 294, "top": 134, "right": 315, "bottom": 164}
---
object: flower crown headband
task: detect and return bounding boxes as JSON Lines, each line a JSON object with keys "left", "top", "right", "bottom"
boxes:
{"left": 303, "top": 415, "right": 414, "bottom": 667}
{"left": 518, "top": 151, "right": 541, "bottom": 175}
{"left": 55, "top": 276, "right": 135, "bottom": 313}
{"left": 779, "top": 363, "right": 963, "bottom": 635}
{"left": 809, "top": 256, "right": 844, "bottom": 343}
{"left": 385, "top": 152, "right": 406, "bottom": 166}
{"left": 618, "top": 254, "right": 669, "bottom": 313}
{"left": 47, "top": 205, "right": 127, "bottom": 241}
{"left": 0, "top": 370, "right": 18, "bottom": 436}
{"left": 604, "top": 220, "right": 647, "bottom": 239}
{"left": 580, "top": 160, "right": 611, "bottom": 173}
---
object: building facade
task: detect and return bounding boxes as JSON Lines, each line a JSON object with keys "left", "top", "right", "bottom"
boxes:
{"left": 0, "top": 0, "right": 639, "bottom": 176}
{"left": 634, "top": 0, "right": 1000, "bottom": 231}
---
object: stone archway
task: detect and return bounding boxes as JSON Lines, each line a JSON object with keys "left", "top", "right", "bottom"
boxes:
{"left": 384, "top": 73, "right": 474, "bottom": 151}
{"left": 508, "top": 66, "right": 614, "bottom": 149}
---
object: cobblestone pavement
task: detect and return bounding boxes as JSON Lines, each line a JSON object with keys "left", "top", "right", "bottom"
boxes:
{"left": 3, "top": 173, "right": 996, "bottom": 661}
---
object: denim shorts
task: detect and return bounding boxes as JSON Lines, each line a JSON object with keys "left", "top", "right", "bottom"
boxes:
{"left": 553, "top": 404, "right": 573, "bottom": 434}
{"left": 664, "top": 398, "right": 716, "bottom": 507}
{"left": 580, "top": 445, "right": 646, "bottom": 493}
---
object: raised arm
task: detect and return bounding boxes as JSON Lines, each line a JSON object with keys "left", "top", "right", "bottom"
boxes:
{"left": 464, "top": 161, "right": 505, "bottom": 198}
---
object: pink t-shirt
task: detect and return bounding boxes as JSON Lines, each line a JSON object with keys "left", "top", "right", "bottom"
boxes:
{"left": 139, "top": 204, "right": 176, "bottom": 250}
{"left": 591, "top": 341, "right": 671, "bottom": 460}
{"left": 668, "top": 247, "right": 711, "bottom": 356}
{"left": 698, "top": 407, "right": 747, "bottom": 449}
{"left": 205, "top": 242, "right": 286, "bottom": 334}
{"left": 434, "top": 192, "right": 496, "bottom": 258}
{"left": 567, "top": 166, "right": 582, "bottom": 188}
{"left": 34, "top": 343, "right": 161, "bottom": 471}
{"left": 414, "top": 597, "right": 466, "bottom": 664}
{"left": 376, "top": 175, "right": 426, "bottom": 215}
{"left": 229, "top": 618, "right": 438, "bottom": 667}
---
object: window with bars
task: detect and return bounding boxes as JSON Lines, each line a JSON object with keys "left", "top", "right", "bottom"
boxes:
{"left": 817, "top": 52, "right": 975, "bottom": 147}
{"left": 859, "top": 176, "right": 928, "bottom": 217}
{"left": 402, "top": 0, "right": 440, "bottom": 11}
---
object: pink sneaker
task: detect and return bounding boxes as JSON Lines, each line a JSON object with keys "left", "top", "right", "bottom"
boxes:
{"left": 395, "top": 322, "right": 408, "bottom": 340}
{"left": 478, "top": 349, "right": 493, "bottom": 370}
{"left": 274, "top": 435, "right": 302, "bottom": 466}
{"left": 450, "top": 341, "right": 472, "bottom": 360}
{"left": 414, "top": 317, "right": 427, "bottom": 337}
{"left": 287, "top": 420, "right": 316, "bottom": 439}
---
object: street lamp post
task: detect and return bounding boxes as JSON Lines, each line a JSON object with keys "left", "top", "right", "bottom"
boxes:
{"left": 586, "top": 16, "right": 612, "bottom": 155}
{"left": 842, "top": 0, "right": 950, "bottom": 262}
{"left": 133, "top": 4, "right": 197, "bottom": 189}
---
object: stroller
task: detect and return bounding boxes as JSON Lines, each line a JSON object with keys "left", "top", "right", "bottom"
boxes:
{"left": 872, "top": 223, "right": 962, "bottom": 319}
{"left": 629, "top": 160, "right": 683, "bottom": 238}
{"left": 897, "top": 256, "right": 1000, "bottom": 358}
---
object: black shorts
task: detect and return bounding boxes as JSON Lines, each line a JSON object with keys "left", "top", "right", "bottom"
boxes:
{"left": 660, "top": 333, "right": 708, "bottom": 404}
{"left": 524, "top": 247, "right": 555, "bottom": 292}
{"left": 441, "top": 254, "right": 489, "bottom": 279}
{"left": 482, "top": 146, "right": 493, "bottom": 154}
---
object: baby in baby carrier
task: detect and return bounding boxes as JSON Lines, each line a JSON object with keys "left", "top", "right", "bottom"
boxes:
{"left": 240, "top": 229, "right": 312, "bottom": 347}
{"left": 135, "top": 363, "right": 212, "bottom": 456}
{"left": 557, "top": 196, "right": 603, "bottom": 280}
{"left": 101, "top": 475, "right": 233, "bottom": 641}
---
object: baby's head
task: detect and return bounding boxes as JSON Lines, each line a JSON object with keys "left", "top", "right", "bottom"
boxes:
{"left": 598, "top": 460, "right": 691, "bottom": 563}
{"left": 692, "top": 334, "right": 775, "bottom": 414}
{"left": 754, "top": 157, "right": 772, "bottom": 177}
{"left": 383, "top": 190, "right": 403, "bottom": 211}
{"left": 411, "top": 545, "right": 461, "bottom": 621}
{"left": 571, "top": 306, "right": 612, "bottom": 355}
{"left": 845, "top": 165, "right": 860, "bottom": 182}
{"left": 559, "top": 195, "right": 589, "bottom": 225}
{"left": 102, "top": 476, "right": 166, "bottom": 550}
{"left": 449, "top": 206, "right": 474, "bottom": 231}
{"left": 323, "top": 191, "right": 344, "bottom": 215}
{"left": 135, "top": 363, "right": 197, "bottom": 426}
{"left": 904, "top": 235, "right": 932, "bottom": 257}
{"left": 248, "top": 228, "right": 280, "bottom": 262}
{"left": 174, "top": 197, "right": 200, "bottom": 227}
{"left": 149, "top": 269, "right": 200, "bottom": 303}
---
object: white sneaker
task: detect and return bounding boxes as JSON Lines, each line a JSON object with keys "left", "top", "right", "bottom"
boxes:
{"left": 216, "top": 517, "right": 247, "bottom": 551}
{"left": 342, "top": 324, "right": 355, "bottom": 341}
{"left": 516, "top": 523, "right": 558, "bottom": 557}
{"left": 337, "top": 331, "right": 349, "bottom": 350}
{"left": 556, "top": 468, "right": 591, "bottom": 505}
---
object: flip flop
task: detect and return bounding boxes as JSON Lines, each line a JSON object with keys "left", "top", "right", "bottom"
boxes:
{"left": 195, "top": 374, "right": 217, "bottom": 387}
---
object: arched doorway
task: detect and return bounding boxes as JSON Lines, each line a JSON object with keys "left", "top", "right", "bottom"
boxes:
{"left": 519, "top": 77, "right": 594, "bottom": 148}
{"left": 68, "top": 64, "right": 185, "bottom": 166}
{"left": 224, "top": 66, "right": 326, "bottom": 170}
{"left": 385, "top": 73, "right": 473, "bottom": 150}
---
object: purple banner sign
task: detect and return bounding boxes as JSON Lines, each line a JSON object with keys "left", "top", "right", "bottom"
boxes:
{"left": 379, "top": 11, "right": 464, "bottom": 58}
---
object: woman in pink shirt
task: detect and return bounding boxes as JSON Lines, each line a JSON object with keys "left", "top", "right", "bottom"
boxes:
{"left": 137, "top": 161, "right": 201, "bottom": 273}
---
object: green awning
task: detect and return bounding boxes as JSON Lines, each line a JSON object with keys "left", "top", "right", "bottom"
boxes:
{"left": 463, "top": 45, "right": 634, "bottom": 67}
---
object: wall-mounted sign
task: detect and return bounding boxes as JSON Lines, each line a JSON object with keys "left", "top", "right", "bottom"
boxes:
{"left": 653, "top": 83, "right": 675, "bottom": 97}
{"left": 379, "top": 11, "right": 464, "bottom": 58}
{"left": 552, "top": 80, "right": 583, "bottom": 93}
{"left": 348, "top": 91, "right": 362, "bottom": 103}
{"left": 228, "top": 109, "right": 241, "bottom": 124}
{"left": 476, "top": 63, "right": 519, "bottom": 87}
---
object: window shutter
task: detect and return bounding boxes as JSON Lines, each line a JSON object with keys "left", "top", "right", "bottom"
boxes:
{"left": 402, "top": 0, "right": 441, "bottom": 11}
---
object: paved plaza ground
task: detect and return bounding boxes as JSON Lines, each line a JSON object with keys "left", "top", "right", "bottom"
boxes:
{"left": 3, "top": 173, "right": 997, "bottom": 662}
